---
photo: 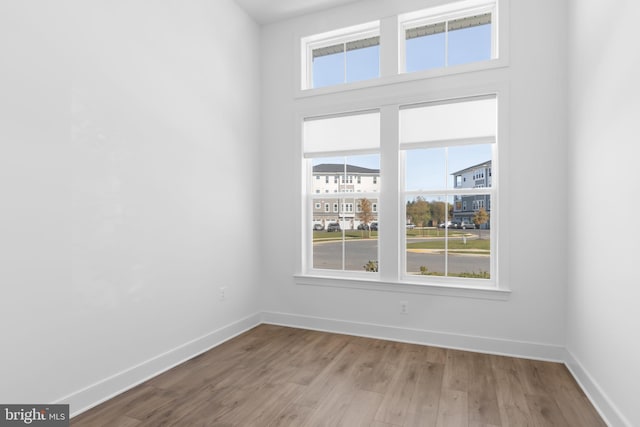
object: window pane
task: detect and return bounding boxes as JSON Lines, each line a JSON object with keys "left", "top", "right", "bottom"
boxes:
{"left": 405, "top": 148, "right": 446, "bottom": 190}
{"left": 405, "top": 32, "right": 445, "bottom": 72}
{"left": 312, "top": 197, "right": 343, "bottom": 270}
{"left": 311, "top": 155, "right": 379, "bottom": 272}
{"left": 313, "top": 51, "right": 344, "bottom": 88}
{"left": 346, "top": 45, "right": 380, "bottom": 83}
{"left": 448, "top": 194, "right": 491, "bottom": 279}
{"left": 448, "top": 22, "right": 492, "bottom": 67}
{"left": 405, "top": 195, "right": 448, "bottom": 276}
{"left": 406, "top": 194, "right": 490, "bottom": 278}
{"left": 448, "top": 144, "right": 492, "bottom": 188}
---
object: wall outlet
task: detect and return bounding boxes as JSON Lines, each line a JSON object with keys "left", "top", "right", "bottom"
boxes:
{"left": 400, "top": 301, "right": 408, "bottom": 315}
{"left": 219, "top": 287, "right": 226, "bottom": 301}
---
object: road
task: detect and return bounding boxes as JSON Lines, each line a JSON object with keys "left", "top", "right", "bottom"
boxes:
{"left": 313, "top": 238, "right": 490, "bottom": 276}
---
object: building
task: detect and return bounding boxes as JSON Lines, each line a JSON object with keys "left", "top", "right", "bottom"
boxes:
{"left": 451, "top": 160, "right": 492, "bottom": 228}
{"left": 311, "top": 163, "right": 379, "bottom": 229}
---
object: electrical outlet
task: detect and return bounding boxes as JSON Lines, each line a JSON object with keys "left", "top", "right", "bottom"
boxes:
{"left": 400, "top": 301, "right": 408, "bottom": 315}
{"left": 219, "top": 287, "right": 226, "bottom": 301}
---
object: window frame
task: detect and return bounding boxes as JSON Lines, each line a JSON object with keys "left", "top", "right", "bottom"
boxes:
{"left": 398, "top": 1, "right": 497, "bottom": 74}
{"left": 297, "top": 86, "right": 509, "bottom": 299}
{"left": 301, "top": 21, "right": 380, "bottom": 91}
{"left": 295, "top": 0, "right": 509, "bottom": 98}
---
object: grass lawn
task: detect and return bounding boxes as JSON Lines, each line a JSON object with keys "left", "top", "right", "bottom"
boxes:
{"left": 313, "top": 230, "right": 378, "bottom": 240}
{"left": 406, "top": 238, "right": 490, "bottom": 251}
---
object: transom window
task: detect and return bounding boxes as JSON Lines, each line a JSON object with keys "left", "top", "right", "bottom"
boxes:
{"left": 302, "top": 21, "right": 380, "bottom": 90}
{"left": 400, "top": 1, "right": 496, "bottom": 73}
{"left": 300, "top": 0, "right": 500, "bottom": 91}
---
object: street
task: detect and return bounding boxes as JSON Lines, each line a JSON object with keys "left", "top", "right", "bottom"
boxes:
{"left": 313, "top": 238, "right": 490, "bottom": 276}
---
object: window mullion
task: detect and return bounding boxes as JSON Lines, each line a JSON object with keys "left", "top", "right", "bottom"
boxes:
{"left": 379, "top": 105, "right": 400, "bottom": 282}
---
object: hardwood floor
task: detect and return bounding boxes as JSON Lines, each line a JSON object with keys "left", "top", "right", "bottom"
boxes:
{"left": 71, "top": 325, "right": 606, "bottom": 426}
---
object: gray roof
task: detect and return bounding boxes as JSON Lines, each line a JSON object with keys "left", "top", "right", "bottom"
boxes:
{"left": 450, "top": 160, "right": 492, "bottom": 175}
{"left": 313, "top": 164, "right": 380, "bottom": 174}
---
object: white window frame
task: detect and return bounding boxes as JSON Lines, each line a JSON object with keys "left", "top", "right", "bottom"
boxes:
{"left": 398, "top": 0, "right": 497, "bottom": 74}
{"left": 296, "top": 86, "right": 509, "bottom": 299}
{"left": 301, "top": 21, "right": 380, "bottom": 90}
{"left": 295, "top": 0, "right": 509, "bottom": 98}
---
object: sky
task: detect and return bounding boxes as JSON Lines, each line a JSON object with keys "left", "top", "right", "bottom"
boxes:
{"left": 311, "top": 23, "right": 493, "bottom": 192}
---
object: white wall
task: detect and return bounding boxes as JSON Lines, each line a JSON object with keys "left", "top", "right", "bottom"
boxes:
{"left": 567, "top": 0, "right": 640, "bottom": 425}
{"left": 0, "top": 0, "right": 262, "bottom": 414}
{"left": 260, "top": 0, "right": 568, "bottom": 354}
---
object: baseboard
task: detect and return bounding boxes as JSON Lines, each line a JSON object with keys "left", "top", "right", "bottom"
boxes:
{"left": 262, "top": 311, "right": 566, "bottom": 362}
{"left": 564, "top": 349, "right": 630, "bottom": 427}
{"left": 59, "top": 312, "right": 262, "bottom": 418}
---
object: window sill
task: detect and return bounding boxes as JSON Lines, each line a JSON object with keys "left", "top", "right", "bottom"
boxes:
{"left": 294, "top": 274, "right": 511, "bottom": 301}
{"left": 295, "top": 58, "right": 508, "bottom": 100}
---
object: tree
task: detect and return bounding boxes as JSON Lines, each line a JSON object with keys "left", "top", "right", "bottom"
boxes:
{"left": 473, "top": 207, "right": 489, "bottom": 238}
{"left": 358, "top": 198, "right": 374, "bottom": 238}
{"left": 406, "top": 196, "right": 431, "bottom": 229}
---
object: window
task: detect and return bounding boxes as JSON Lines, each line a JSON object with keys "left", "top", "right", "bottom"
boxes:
{"left": 303, "top": 111, "right": 380, "bottom": 272}
{"left": 298, "top": 2, "right": 506, "bottom": 295}
{"left": 302, "top": 21, "right": 380, "bottom": 90}
{"left": 401, "top": 95, "right": 496, "bottom": 280}
{"left": 400, "top": 1, "right": 496, "bottom": 73}
{"left": 300, "top": 1, "right": 504, "bottom": 93}
{"left": 302, "top": 95, "right": 498, "bottom": 286}
{"left": 315, "top": 203, "right": 321, "bottom": 210}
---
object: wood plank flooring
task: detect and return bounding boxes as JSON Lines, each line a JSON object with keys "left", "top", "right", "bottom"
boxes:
{"left": 71, "top": 325, "right": 606, "bottom": 426}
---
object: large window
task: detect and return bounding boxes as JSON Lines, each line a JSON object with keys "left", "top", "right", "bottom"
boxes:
{"left": 302, "top": 96, "right": 498, "bottom": 286}
{"left": 401, "top": 96, "right": 496, "bottom": 281}
{"left": 298, "top": 1, "right": 506, "bottom": 294}
{"left": 303, "top": 111, "right": 381, "bottom": 273}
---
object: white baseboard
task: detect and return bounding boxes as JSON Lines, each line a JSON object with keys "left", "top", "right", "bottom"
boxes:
{"left": 59, "top": 312, "right": 262, "bottom": 418}
{"left": 262, "top": 311, "right": 566, "bottom": 362}
{"left": 564, "top": 349, "right": 630, "bottom": 427}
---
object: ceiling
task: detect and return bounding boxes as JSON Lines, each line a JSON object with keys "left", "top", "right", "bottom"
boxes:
{"left": 234, "top": 0, "right": 363, "bottom": 24}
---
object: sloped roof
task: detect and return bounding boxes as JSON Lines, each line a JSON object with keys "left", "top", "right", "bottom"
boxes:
{"left": 450, "top": 160, "right": 492, "bottom": 175}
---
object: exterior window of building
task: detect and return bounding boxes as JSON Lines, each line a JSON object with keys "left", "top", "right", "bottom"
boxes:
{"left": 302, "top": 21, "right": 380, "bottom": 90}
{"left": 400, "top": 1, "right": 496, "bottom": 74}
{"left": 372, "top": 203, "right": 378, "bottom": 212}
{"left": 325, "top": 203, "right": 330, "bottom": 212}
{"left": 315, "top": 203, "right": 321, "bottom": 209}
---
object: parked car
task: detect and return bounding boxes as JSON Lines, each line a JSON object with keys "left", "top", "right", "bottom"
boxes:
{"left": 438, "top": 221, "right": 453, "bottom": 228}
{"left": 459, "top": 221, "right": 476, "bottom": 229}
{"left": 326, "top": 222, "right": 341, "bottom": 232}
{"left": 406, "top": 223, "right": 415, "bottom": 229}
{"left": 313, "top": 223, "right": 324, "bottom": 231}
{"left": 370, "top": 222, "right": 378, "bottom": 231}
{"left": 357, "top": 223, "right": 370, "bottom": 230}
